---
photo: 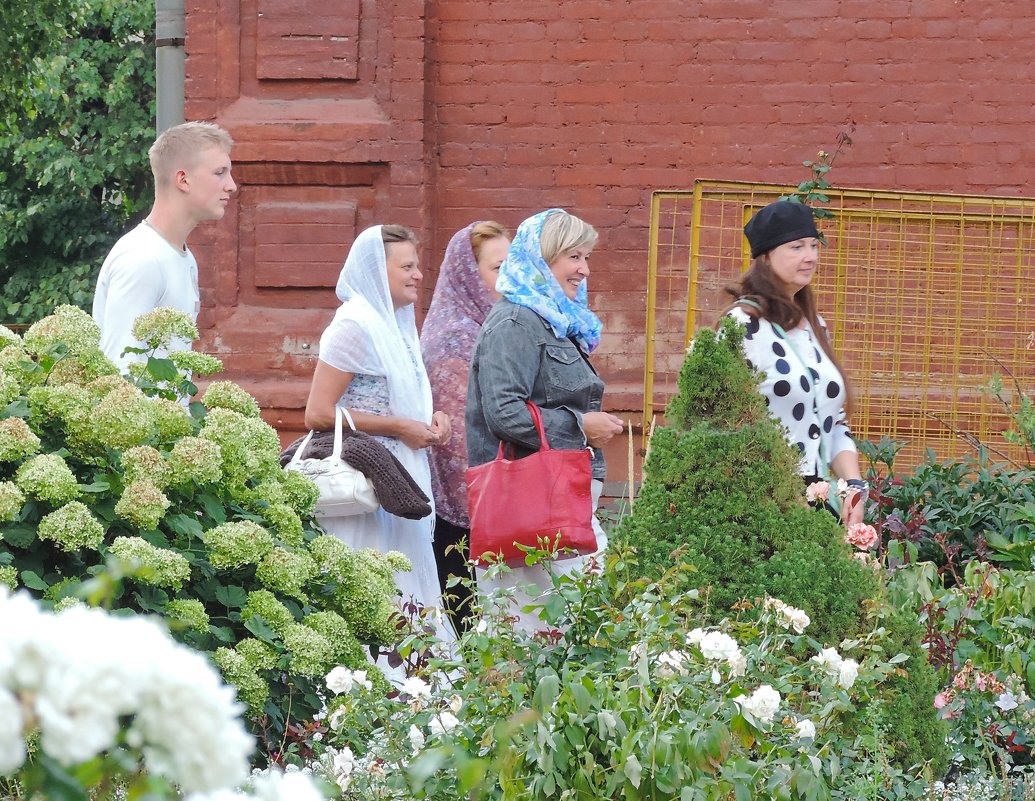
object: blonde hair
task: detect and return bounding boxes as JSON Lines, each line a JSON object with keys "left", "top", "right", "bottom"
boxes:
{"left": 469, "top": 221, "right": 508, "bottom": 261}
{"left": 148, "top": 122, "right": 233, "bottom": 188}
{"left": 539, "top": 211, "right": 598, "bottom": 265}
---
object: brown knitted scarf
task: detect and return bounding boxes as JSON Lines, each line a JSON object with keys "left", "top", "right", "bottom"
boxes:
{"left": 281, "top": 430, "right": 431, "bottom": 520}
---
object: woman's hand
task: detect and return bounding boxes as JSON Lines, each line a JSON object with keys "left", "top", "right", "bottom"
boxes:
{"left": 395, "top": 418, "right": 445, "bottom": 450}
{"left": 582, "top": 412, "right": 624, "bottom": 449}
{"left": 841, "top": 490, "right": 866, "bottom": 528}
{"left": 430, "top": 411, "right": 452, "bottom": 446}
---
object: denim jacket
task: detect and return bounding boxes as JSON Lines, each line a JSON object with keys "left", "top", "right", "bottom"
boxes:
{"left": 466, "top": 298, "right": 606, "bottom": 480}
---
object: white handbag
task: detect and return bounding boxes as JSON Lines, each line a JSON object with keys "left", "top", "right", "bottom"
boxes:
{"left": 285, "top": 407, "right": 380, "bottom": 517}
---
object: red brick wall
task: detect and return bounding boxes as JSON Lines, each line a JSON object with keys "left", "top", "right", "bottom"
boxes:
{"left": 185, "top": 0, "right": 1035, "bottom": 459}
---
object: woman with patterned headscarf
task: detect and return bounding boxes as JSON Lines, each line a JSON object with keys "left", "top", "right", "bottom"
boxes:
{"left": 304, "top": 224, "right": 453, "bottom": 634}
{"left": 420, "top": 221, "right": 510, "bottom": 629}
{"left": 466, "top": 209, "right": 624, "bottom": 631}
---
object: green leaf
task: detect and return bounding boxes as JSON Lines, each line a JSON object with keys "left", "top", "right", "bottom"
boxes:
{"left": 244, "top": 614, "right": 280, "bottom": 645}
{"left": 532, "top": 671, "right": 560, "bottom": 712}
{"left": 3, "top": 525, "right": 37, "bottom": 548}
{"left": 215, "top": 584, "right": 248, "bottom": 609}
{"left": 20, "top": 570, "right": 48, "bottom": 590}
{"left": 146, "top": 356, "right": 179, "bottom": 382}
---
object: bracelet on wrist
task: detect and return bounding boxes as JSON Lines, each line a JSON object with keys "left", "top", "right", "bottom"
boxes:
{"left": 845, "top": 478, "right": 869, "bottom": 492}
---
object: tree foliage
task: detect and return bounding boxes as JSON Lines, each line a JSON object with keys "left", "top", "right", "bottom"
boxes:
{"left": 0, "top": 0, "right": 155, "bottom": 323}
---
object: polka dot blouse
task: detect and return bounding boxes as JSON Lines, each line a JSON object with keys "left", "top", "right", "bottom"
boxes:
{"left": 728, "top": 307, "right": 857, "bottom": 477}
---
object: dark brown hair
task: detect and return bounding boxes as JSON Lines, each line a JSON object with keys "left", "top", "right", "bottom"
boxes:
{"left": 721, "top": 253, "right": 852, "bottom": 406}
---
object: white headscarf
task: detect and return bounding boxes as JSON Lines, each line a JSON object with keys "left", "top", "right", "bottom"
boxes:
{"left": 319, "top": 225, "right": 434, "bottom": 495}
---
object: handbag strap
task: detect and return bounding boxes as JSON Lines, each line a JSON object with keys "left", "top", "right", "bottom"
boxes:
{"left": 493, "top": 401, "right": 552, "bottom": 461}
{"left": 288, "top": 406, "right": 358, "bottom": 464}
{"left": 288, "top": 430, "right": 318, "bottom": 465}
{"left": 331, "top": 406, "right": 361, "bottom": 460}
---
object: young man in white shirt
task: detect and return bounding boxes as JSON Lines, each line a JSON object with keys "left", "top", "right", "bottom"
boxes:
{"left": 93, "top": 121, "right": 236, "bottom": 370}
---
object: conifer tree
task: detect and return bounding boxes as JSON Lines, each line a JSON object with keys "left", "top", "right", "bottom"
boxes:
{"left": 615, "top": 318, "right": 946, "bottom": 768}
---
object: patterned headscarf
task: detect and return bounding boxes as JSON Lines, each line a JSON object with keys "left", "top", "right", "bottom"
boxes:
{"left": 495, "top": 209, "right": 603, "bottom": 353}
{"left": 420, "top": 223, "right": 498, "bottom": 526}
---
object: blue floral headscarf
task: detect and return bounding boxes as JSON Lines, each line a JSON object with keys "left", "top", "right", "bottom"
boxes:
{"left": 496, "top": 209, "right": 603, "bottom": 353}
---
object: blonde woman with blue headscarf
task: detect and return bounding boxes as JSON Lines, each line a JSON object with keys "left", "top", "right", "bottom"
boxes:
{"left": 304, "top": 224, "right": 453, "bottom": 640}
{"left": 466, "top": 209, "right": 624, "bottom": 631}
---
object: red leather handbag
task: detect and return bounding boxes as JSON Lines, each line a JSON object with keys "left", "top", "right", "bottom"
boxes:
{"left": 466, "top": 402, "right": 596, "bottom": 566}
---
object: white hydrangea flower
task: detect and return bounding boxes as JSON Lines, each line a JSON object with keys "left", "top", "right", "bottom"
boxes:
{"left": 794, "top": 718, "right": 817, "bottom": 739}
{"left": 250, "top": 768, "right": 327, "bottom": 801}
{"left": 0, "top": 687, "right": 25, "bottom": 773}
{"left": 0, "top": 589, "right": 252, "bottom": 794}
{"left": 838, "top": 659, "right": 860, "bottom": 689}
{"left": 734, "top": 684, "right": 781, "bottom": 725}
{"left": 428, "top": 710, "right": 460, "bottom": 737}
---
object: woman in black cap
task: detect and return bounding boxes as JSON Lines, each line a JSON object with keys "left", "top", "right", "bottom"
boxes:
{"left": 723, "top": 200, "right": 866, "bottom": 525}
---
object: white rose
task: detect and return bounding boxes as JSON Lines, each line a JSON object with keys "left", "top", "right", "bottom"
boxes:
{"left": 811, "top": 647, "right": 843, "bottom": 675}
{"left": 838, "top": 659, "right": 859, "bottom": 689}
{"left": 325, "top": 667, "right": 356, "bottom": 695}
{"left": 656, "top": 650, "right": 690, "bottom": 678}
{"left": 794, "top": 718, "right": 817, "bottom": 739}
{"left": 727, "top": 650, "right": 747, "bottom": 677}
{"left": 428, "top": 710, "right": 460, "bottom": 737}
{"left": 401, "top": 676, "right": 431, "bottom": 703}
{"left": 736, "top": 684, "right": 781, "bottom": 724}
{"left": 447, "top": 694, "right": 463, "bottom": 714}
{"left": 711, "top": 669, "right": 721, "bottom": 685}
{"left": 407, "top": 724, "right": 426, "bottom": 751}
{"left": 785, "top": 608, "right": 811, "bottom": 634}
{"left": 331, "top": 746, "right": 355, "bottom": 778}
{"left": 686, "top": 628, "right": 706, "bottom": 646}
{"left": 996, "top": 692, "right": 1019, "bottom": 712}
{"left": 699, "top": 631, "right": 739, "bottom": 661}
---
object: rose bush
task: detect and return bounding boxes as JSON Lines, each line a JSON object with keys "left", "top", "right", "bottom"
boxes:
{"left": 303, "top": 547, "right": 938, "bottom": 801}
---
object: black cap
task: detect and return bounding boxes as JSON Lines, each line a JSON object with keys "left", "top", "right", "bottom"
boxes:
{"left": 744, "top": 201, "right": 820, "bottom": 258}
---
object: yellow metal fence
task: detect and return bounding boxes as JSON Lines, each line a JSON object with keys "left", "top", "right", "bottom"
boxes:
{"left": 644, "top": 180, "right": 1035, "bottom": 469}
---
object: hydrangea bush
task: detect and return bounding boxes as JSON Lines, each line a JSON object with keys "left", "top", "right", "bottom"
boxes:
{"left": 0, "top": 306, "right": 406, "bottom": 758}
{"left": 308, "top": 548, "right": 938, "bottom": 801}
{"left": 0, "top": 587, "right": 329, "bottom": 801}
{"left": 613, "top": 320, "right": 946, "bottom": 769}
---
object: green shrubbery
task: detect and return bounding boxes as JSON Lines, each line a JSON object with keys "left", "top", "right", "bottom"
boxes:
{"left": 0, "top": 305, "right": 404, "bottom": 759}
{"left": 310, "top": 548, "right": 941, "bottom": 800}
{"left": 614, "top": 319, "right": 946, "bottom": 770}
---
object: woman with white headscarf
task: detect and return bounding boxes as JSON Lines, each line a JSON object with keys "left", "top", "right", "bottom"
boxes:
{"left": 304, "top": 224, "right": 452, "bottom": 619}
{"left": 466, "top": 209, "right": 624, "bottom": 631}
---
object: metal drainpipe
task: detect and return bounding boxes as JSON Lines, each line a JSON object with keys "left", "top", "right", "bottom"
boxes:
{"left": 155, "top": 0, "right": 186, "bottom": 133}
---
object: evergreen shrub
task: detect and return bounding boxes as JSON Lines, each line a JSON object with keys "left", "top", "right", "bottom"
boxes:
{"left": 615, "top": 318, "right": 947, "bottom": 769}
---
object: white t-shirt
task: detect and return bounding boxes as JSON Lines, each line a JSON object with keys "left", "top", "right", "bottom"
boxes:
{"left": 92, "top": 222, "right": 199, "bottom": 371}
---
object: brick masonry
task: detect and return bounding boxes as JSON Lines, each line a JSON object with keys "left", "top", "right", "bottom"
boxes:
{"left": 185, "top": 0, "right": 1035, "bottom": 485}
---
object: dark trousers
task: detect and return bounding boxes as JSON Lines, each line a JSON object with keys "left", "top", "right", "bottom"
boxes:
{"left": 433, "top": 515, "right": 474, "bottom": 632}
